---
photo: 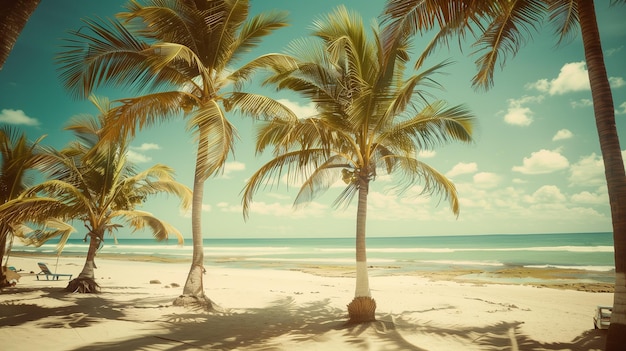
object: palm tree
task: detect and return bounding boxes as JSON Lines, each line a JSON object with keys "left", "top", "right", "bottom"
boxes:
{"left": 240, "top": 6, "right": 475, "bottom": 323}
{"left": 16, "top": 96, "right": 192, "bottom": 293}
{"left": 381, "top": 0, "right": 626, "bottom": 346}
{"left": 0, "top": 0, "right": 41, "bottom": 70}
{"left": 55, "top": 0, "right": 289, "bottom": 306}
{"left": 0, "top": 126, "right": 72, "bottom": 287}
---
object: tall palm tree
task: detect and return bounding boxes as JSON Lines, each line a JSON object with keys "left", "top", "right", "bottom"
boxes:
{"left": 0, "top": 126, "right": 72, "bottom": 287}
{"left": 55, "top": 0, "right": 289, "bottom": 307}
{"left": 0, "top": 0, "right": 41, "bottom": 70}
{"left": 16, "top": 96, "right": 192, "bottom": 293}
{"left": 240, "top": 6, "right": 475, "bottom": 323}
{"left": 382, "top": 0, "right": 626, "bottom": 346}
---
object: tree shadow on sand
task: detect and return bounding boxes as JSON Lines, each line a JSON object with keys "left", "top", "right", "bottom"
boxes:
{"left": 389, "top": 314, "right": 607, "bottom": 351}
{"left": 1, "top": 290, "right": 607, "bottom": 350}
{"left": 0, "top": 287, "right": 127, "bottom": 328}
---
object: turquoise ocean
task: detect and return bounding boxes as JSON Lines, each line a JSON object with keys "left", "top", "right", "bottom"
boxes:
{"left": 13, "top": 232, "right": 614, "bottom": 281}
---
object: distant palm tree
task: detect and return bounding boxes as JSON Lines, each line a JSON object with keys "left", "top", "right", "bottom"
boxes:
{"left": 15, "top": 96, "right": 192, "bottom": 293}
{"left": 0, "top": 126, "right": 72, "bottom": 287}
{"left": 55, "top": 0, "right": 289, "bottom": 306}
{"left": 0, "top": 0, "right": 41, "bottom": 70}
{"left": 381, "top": 1, "right": 626, "bottom": 346}
{"left": 241, "top": 6, "right": 475, "bottom": 323}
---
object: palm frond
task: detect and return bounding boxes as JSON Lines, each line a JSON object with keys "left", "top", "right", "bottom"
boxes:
{"left": 56, "top": 17, "right": 155, "bottom": 99}
{"left": 100, "top": 91, "right": 193, "bottom": 143}
{"left": 113, "top": 210, "right": 184, "bottom": 244}
{"left": 471, "top": 0, "right": 546, "bottom": 90}
{"left": 119, "top": 0, "right": 203, "bottom": 53}
{"left": 189, "top": 100, "right": 236, "bottom": 179}
{"left": 379, "top": 101, "right": 475, "bottom": 151}
{"left": 384, "top": 154, "right": 460, "bottom": 216}
{"left": 225, "top": 92, "right": 299, "bottom": 121}
{"left": 208, "top": 0, "right": 249, "bottom": 71}
{"left": 229, "top": 53, "right": 299, "bottom": 89}
{"left": 19, "top": 218, "right": 76, "bottom": 254}
{"left": 0, "top": 197, "right": 74, "bottom": 225}
{"left": 148, "top": 42, "right": 209, "bottom": 77}
{"left": 231, "top": 10, "right": 289, "bottom": 62}
{"left": 242, "top": 148, "right": 328, "bottom": 219}
{"left": 547, "top": 0, "right": 579, "bottom": 45}
{"left": 124, "top": 164, "right": 193, "bottom": 210}
{"left": 0, "top": 126, "right": 49, "bottom": 201}
{"left": 293, "top": 155, "right": 353, "bottom": 208}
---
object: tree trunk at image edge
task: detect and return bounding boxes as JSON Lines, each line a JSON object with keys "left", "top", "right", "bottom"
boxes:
{"left": 66, "top": 232, "right": 101, "bottom": 293}
{"left": 577, "top": 1, "right": 626, "bottom": 349}
{"left": 0, "top": 231, "right": 8, "bottom": 287}
{"left": 347, "top": 177, "right": 376, "bottom": 323}
{"left": 174, "top": 140, "right": 215, "bottom": 309}
{"left": 0, "top": 0, "right": 41, "bottom": 70}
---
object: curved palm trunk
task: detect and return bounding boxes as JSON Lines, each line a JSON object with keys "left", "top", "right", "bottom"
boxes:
{"left": 577, "top": 1, "right": 626, "bottom": 349}
{"left": 66, "top": 231, "right": 101, "bottom": 293}
{"left": 0, "top": 226, "right": 8, "bottom": 286}
{"left": 347, "top": 178, "right": 376, "bottom": 323}
{"left": 0, "top": 0, "right": 41, "bottom": 70}
{"left": 174, "top": 139, "right": 216, "bottom": 309}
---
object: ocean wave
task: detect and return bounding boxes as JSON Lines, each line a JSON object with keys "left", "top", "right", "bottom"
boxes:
{"left": 524, "top": 264, "right": 615, "bottom": 272}
{"left": 320, "top": 245, "right": 614, "bottom": 254}
{"left": 246, "top": 257, "right": 396, "bottom": 264}
{"left": 419, "top": 260, "right": 504, "bottom": 267}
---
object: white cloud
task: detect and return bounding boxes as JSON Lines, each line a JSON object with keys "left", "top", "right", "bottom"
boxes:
{"left": 610, "top": 76, "right": 625, "bottom": 88}
{"left": 570, "top": 98, "right": 593, "bottom": 109}
{"left": 126, "top": 150, "right": 152, "bottom": 163}
{"left": 552, "top": 129, "right": 573, "bottom": 141}
{"left": 446, "top": 162, "right": 478, "bottom": 177}
{"left": 605, "top": 46, "right": 623, "bottom": 57}
{"left": 127, "top": 143, "right": 161, "bottom": 163}
{"left": 473, "top": 172, "right": 501, "bottom": 189}
{"left": 418, "top": 150, "right": 436, "bottom": 158}
{"left": 220, "top": 161, "right": 246, "bottom": 179}
{"left": 616, "top": 102, "right": 626, "bottom": 115}
{"left": 277, "top": 98, "right": 317, "bottom": 119}
{"left": 502, "top": 95, "right": 543, "bottom": 126}
{"left": 571, "top": 191, "right": 608, "bottom": 205}
{"left": 527, "top": 61, "right": 590, "bottom": 95}
{"left": 133, "top": 143, "right": 161, "bottom": 151}
{"left": 526, "top": 61, "right": 624, "bottom": 95}
{"left": 568, "top": 153, "right": 605, "bottom": 187}
{"left": 525, "top": 185, "right": 566, "bottom": 204}
{"left": 512, "top": 149, "right": 569, "bottom": 174}
{"left": 0, "top": 109, "right": 40, "bottom": 126}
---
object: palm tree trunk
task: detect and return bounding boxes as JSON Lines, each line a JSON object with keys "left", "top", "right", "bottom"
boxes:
{"left": 66, "top": 231, "right": 101, "bottom": 293}
{"left": 174, "top": 139, "right": 216, "bottom": 309}
{"left": 355, "top": 179, "right": 371, "bottom": 298}
{"left": 0, "top": 0, "right": 41, "bottom": 70}
{"left": 0, "top": 229, "right": 7, "bottom": 286}
{"left": 577, "top": 1, "right": 626, "bottom": 348}
{"left": 77, "top": 233, "right": 100, "bottom": 279}
{"left": 347, "top": 177, "right": 376, "bottom": 323}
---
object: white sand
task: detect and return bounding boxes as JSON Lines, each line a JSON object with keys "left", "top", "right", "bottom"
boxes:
{"left": 0, "top": 255, "right": 613, "bottom": 350}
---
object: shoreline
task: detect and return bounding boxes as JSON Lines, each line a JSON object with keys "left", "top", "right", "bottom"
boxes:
{"left": 9, "top": 251, "right": 615, "bottom": 293}
{"left": 1, "top": 254, "right": 614, "bottom": 350}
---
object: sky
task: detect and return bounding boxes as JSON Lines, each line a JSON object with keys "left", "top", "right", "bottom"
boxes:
{"left": 1, "top": 1, "right": 625, "bottom": 240}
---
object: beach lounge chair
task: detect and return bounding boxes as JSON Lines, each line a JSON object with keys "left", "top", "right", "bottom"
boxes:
{"left": 36, "top": 262, "right": 73, "bottom": 281}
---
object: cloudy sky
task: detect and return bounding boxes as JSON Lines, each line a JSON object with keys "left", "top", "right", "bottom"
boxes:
{"left": 1, "top": 1, "right": 625, "bottom": 239}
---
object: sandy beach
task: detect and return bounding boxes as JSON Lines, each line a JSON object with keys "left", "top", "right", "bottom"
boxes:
{"left": 0, "top": 255, "right": 613, "bottom": 350}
